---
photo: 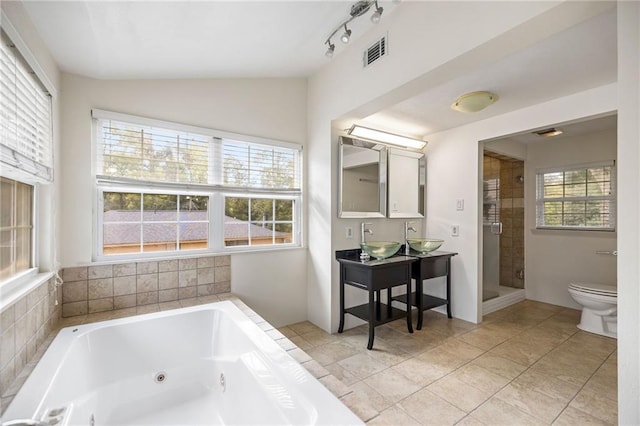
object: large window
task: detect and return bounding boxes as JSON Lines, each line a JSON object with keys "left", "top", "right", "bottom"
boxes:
{"left": 536, "top": 162, "right": 615, "bottom": 230}
{"left": 0, "top": 30, "right": 53, "bottom": 285}
{"left": 94, "top": 110, "right": 302, "bottom": 259}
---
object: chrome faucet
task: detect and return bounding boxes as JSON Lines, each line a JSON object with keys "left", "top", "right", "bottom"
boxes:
{"left": 361, "top": 222, "right": 373, "bottom": 244}
{"left": 404, "top": 221, "right": 417, "bottom": 254}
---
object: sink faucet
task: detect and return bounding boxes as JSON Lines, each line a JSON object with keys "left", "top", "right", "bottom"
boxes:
{"left": 361, "top": 222, "right": 373, "bottom": 244}
{"left": 405, "top": 221, "right": 417, "bottom": 254}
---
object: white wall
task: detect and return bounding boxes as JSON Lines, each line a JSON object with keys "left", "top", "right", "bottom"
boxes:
{"left": 525, "top": 128, "right": 617, "bottom": 308}
{"left": 617, "top": 2, "right": 640, "bottom": 423}
{"left": 308, "top": 1, "right": 587, "bottom": 332}
{"left": 59, "top": 73, "right": 308, "bottom": 324}
{"left": 425, "top": 84, "right": 616, "bottom": 323}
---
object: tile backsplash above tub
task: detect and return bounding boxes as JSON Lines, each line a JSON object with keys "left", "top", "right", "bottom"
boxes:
{"left": 61, "top": 255, "right": 231, "bottom": 317}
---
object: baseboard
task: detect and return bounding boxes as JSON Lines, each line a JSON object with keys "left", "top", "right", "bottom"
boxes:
{"left": 482, "top": 288, "right": 526, "bottom": 315}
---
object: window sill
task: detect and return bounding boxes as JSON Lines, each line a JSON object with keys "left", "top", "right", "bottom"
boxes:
{"left": 0, "top": 271, "right": 55, "bottom": 312}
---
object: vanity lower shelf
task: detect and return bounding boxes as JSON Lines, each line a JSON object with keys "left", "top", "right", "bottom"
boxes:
{"left": 391, "top": 293, "right": 448, "bottom": 310}
{"left": 345, "top": 302, "right": 408, "bottom": 326}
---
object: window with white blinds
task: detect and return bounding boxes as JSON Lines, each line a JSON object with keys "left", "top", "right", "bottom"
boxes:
{"left": 93, "top": 110, "right": 302, "bottom": 259}
{"left": 0, "top": 30, "right": 53, "bottom": 182}
{"left": 536, "top": 162, "right": 616, "bottom": 230}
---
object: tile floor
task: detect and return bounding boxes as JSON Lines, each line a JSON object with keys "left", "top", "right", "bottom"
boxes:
{"left": 2, "top": 297, "right": 617, "bottom": 426}
{"left": 280, "top": 300, "right": 617, "bottom": 425}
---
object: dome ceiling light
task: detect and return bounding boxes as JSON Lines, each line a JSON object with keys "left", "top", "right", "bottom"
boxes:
{"left": 451, "top": 91, "right": 498, "bottom": 113}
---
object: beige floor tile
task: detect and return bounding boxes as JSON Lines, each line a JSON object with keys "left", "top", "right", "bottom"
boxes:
{"left": 305, "top": 341, "right": 360, "bottom": 366}
{"left": 489, "top": 339, "right": 549, "bottom": 367}
{"left": 367, "top": 405, "right": 420, "bottom": 426}
{"left": 513, "top": 370, "right": 581, "bottom": 402}
{"left": 494, "top": 382, "right": 568, "bottom": 423}
{"left": 569, "top": 389, "right": 617, "bottom": 424}
{"left": 288, "top": 335, "right": 314, "bottom": 351}
{"left": 455, "top": 415, "right": 488, "bottom": 425}
{"left": 438, "top": 338, "right": 486, "bottom": 361}
{"left": 583, "top": 362, "right": 617, "bottom": 401}
{"left": 338, "top": 352, "right": 388, "bottom": 380}
{"left": 363, "top": 368, "right": 422, "bottom": 404}
{"left": 470, "top": 397, "right": 546, "bottom": 426}
{"left": 391, "top": 356, "right": 448, "bottom": 387}
{"left": 528, "top": 353, "right": 597, "bottom": 387}
{"left": 299, "top": 329, "right": 339, "bottom": 347}
{"left": 427, "top": 375, "right": 493, "bottom": 413}
{"left": 552, "top": 406, "right": 611, "bottom": 426}
{"left": 448, "top": 364, "right": 510, "bottom": 394}
{"left": 325, "top": 361, "right": 360, "bottom": 386}
{"left": 288, "top": 321, "right": 321, "bottom": 335}
{"left": 457, "top": 327, "right": 511, "bottom": 351}
{"left": 382, "top": 332, "right": 442, "bottom": 356}
{"left": 342, "top": 381, "right": 393, "bottom": 422}
{"left": 301, "top": 359, "right": 330, "bottom": 379}
{"left": 276, "top": 325, "right": 297, "bottom": 338}
{"left": 318, "top": 374, "right": 352, "bottom": 398}
{"left": 362, "top": 338, "right": 412, "bottom": 367}
{"left": 470, "top": 353, "right": 527, "bottom": 380}
{"left": 398, "top": 388, "right": 466, "bottom": 426}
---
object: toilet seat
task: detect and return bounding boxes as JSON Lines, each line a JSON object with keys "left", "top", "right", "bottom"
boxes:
{"left": 569, "top": 282, "right": 617, "bottom": 297}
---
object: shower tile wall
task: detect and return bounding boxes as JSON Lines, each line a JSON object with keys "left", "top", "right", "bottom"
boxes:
{"left": 61, "top": 255, "right": 231, "bottom": 317}
{"left": 499, "top": 158, "right": 525, "bottom": 289}
{"left": 0, "top": 277, "right": 61, "bottom": 404}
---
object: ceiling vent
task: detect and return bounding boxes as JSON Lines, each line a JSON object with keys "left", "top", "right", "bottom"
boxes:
{"left": 363, "top": 35, "right": 387, "bottom": 68}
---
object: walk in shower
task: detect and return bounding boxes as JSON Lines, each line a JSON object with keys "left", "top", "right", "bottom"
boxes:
{"left": 482, "top": 151, "right": 526, "bottom": 312}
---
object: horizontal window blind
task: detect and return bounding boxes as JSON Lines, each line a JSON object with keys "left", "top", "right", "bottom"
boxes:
{"left": 96, "top": 118, "right": 211, "bottom": 184}
{"left": 536, "top": 162, "right": 615, "bottom": 230}
{"left": 0, "top": 30, "right": 53, "bottom": 182}
{"left": 95, "top": 113, "right": 301, "bottom": 192}
{"left": 223, "top": 139, "right": 300, "bottom": 190}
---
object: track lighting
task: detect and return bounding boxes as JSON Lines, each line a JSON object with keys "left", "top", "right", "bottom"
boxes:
{"left": 324, "top": 1, "right": 385, "bottom": 58}
{"left": 325, "top": 41, "right": 335, "bottom": 58}
{"left": 340, "top": 25, "right": 352, "bottom": 44}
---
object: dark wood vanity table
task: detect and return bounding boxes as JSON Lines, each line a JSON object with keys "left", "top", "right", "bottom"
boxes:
{"left": 335, "top": 249, "right": 458, "bottom": 349}
{"left": 392, "top": 250, "right": 457, "bottom": 330}
{"left": 335, "top": 249, "right": 414, "bottom": 349}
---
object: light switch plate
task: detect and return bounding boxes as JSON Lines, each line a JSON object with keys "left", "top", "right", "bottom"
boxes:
{"left": 452, "top": 225, "right": 460, "bottom": 237}
{"left": 456, "top": 199, "right": 464, "bottom": 211}
{"left": 345, "top": 227, "right": 353, "bottom": 239}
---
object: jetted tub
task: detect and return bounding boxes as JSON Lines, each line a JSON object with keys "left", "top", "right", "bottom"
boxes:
{"left": 2, "top": 301, "right": 363, "bottom": 425}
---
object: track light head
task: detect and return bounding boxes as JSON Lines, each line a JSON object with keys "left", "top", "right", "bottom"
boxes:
{"left": 340, "top": 25, "right": 352, "bottom": 44}
{"left": 325, "top": 40, "right": 335, "bottom": 58}
{"left": 371, "top": 2, "right": 383, "bottom": 23}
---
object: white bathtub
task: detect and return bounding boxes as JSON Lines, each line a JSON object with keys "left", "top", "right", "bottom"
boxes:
{"left": 3, "top": 301, "right": 363, "bottom": 425}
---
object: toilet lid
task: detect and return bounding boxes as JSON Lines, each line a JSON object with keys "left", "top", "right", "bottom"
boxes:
{"left": 569, "top": 282, "right": 617, "bottom": 296}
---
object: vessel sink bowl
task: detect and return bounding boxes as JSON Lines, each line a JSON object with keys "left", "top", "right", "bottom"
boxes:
{"left": 360, "top": 241, "right": 402, "bottom": 260}
{"left": 407, "top": 238, "right": 444, "bottom": 253}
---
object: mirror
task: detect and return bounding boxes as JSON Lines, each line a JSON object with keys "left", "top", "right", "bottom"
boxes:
{"left": 388, "top": 148, "right": 425, "bottom": 218}
{"left": 338, "top": 137, "right": 387, "bottom": 218}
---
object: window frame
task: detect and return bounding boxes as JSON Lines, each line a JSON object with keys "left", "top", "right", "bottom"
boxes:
{"left": 535, "top": 161, "right": 616, "bottom": 231}
{"left": 0, "top": 20, "right": 55, "bottom": 293}
{"left": 92, "top": 110, "right": 303, "bottom": 262}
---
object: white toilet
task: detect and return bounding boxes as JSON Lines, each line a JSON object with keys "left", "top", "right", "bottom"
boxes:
{"left": 568, "top": 282, "right": 617, "bottom": 338}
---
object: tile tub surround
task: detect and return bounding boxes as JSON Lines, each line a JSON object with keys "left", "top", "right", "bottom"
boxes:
{"left": 0, "top": 277, "right": 61, "bottom": 412}
{"left": 61, "top": 255, "right": 231, "bottom": 317}
{"left": 0, "top": 294, "right": 359, "bottom": 422}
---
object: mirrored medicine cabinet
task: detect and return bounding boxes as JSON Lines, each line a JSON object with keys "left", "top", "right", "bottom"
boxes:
{"left": 338, "top": 137, "right": 425, "bottom": 219}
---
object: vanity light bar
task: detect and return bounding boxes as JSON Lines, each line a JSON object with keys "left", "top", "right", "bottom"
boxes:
{"left": 347, "top": 125, "right": 427, "bottom": 150}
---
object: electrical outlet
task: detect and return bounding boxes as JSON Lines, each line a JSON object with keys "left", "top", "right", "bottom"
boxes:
{"left": 456, "top": 199, "right": 464, "bottom": 211}
{"left": 452, "top": 225, "right": 460, "bottom": 237}
{"left": 345, "top": 227, "right": 353, "bottom": 239}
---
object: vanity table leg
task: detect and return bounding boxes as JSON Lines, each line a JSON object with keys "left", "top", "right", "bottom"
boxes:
{"left": 367, "top": 289, "right": 375, "bottom": 350}
{"left": 375, "top": 290, "right": 381, "bottom": 321}
{"left": 387, "top": 288, "right": 392, "bottom": 317}
{"left": 338, "top": 267, "right": 345, "bottom": 333}
{"left": 406, "top": 268, "right": 414, "bottom": 333}
{"left": 446, "top": 258, "right": 452, "bottom": 318}
{"left": 417, "top": 277, "right": 424, "bottom": 331}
